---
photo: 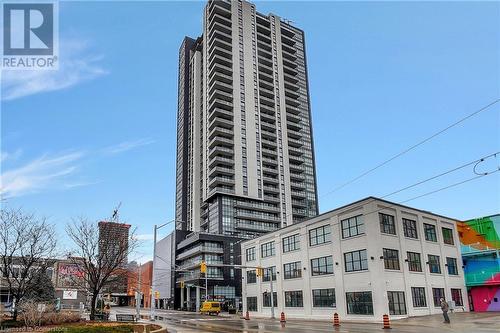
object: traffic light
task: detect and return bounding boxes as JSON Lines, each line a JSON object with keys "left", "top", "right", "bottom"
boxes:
{"left": 256, "top": 267, "right": 264, "bottom": 277}
{"left": 180, "top": 281, "right": 185, "bottom": 289}
{"left": 200, "top": 261, "right": 207, "bottom": 274}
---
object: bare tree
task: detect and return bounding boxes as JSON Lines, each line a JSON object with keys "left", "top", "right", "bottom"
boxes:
{"left": 65, "top": 217, "right": 137, "bottom": 320}
{"left": 0, "top": 208, "right": 57, "bottom": 321}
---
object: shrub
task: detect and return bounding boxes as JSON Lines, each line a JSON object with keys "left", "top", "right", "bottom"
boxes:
{"left": 42, "top": 311, "right": 81, "bottom": 325}
{"left": 18, "top": 300, "right": 81, "bottom": 328}
{"left": 19, "top": 300, "right": 44, "bottom": 328}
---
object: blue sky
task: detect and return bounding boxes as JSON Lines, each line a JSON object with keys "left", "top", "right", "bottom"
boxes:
{"left": 1, "top": 0, "right": 499, "bottom": 262}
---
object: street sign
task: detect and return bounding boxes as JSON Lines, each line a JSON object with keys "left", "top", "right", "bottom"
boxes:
{"left": 63, "top": 290, "right": 78, "bottom": 300}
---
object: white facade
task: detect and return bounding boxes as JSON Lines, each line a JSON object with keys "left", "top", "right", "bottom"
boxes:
{"left": 242, "top": 197, "right": 468, "bottom": 321}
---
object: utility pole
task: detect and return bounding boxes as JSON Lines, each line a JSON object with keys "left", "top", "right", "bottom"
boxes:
{"left": 150, "top": 224, "right": 157, "bottom": 321}
{"left": 205, "top": 272, "right": 208, "bottom": 302}
{"left": 136, "top": 263, "right": 141, "bottom": 321}
{"left": 200, "top": 261, "right": 208, "bottom": 304}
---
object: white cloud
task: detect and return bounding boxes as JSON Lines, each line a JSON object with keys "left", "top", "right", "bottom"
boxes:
{"left": 1, "top": 39, "right": 108, "bottom": 101}
{"left": 0, "top": 149, "right": 22, "bottom": 163}
{"left": 63, "top": 180, "right": 102, "bottom": 189}
{"left": 0, "top": 151, "right": 85, "bottom": 198}
{"left": 102, "top": 138, "right": 156, "bottom": 155}
{"left": 1, "top": 137, "right": 155, "bottom": 198}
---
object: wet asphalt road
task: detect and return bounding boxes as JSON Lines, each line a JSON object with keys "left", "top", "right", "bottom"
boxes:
{"left": 113, "top": 307, "right": 500, "bottom": 333}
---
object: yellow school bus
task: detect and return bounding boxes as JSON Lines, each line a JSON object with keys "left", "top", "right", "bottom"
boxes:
{"left": 200, "top": 301, "right": 221, "bottom": 315}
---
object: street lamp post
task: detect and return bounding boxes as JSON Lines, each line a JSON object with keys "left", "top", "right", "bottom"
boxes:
{"left": 136, "top": 263, "right": 142, "bottom": 321}
{"left": 150, "top": 224, "right": 158, "bottom": 321}
{"left": 150, "top": 220, "right": 180, "bottom": 321}
{"left": 205, "top": 271, "right": 208, "bottom": 302}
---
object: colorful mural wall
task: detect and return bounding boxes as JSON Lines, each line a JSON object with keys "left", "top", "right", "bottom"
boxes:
{"left": 457, "top": 214, "right": 500, "bottom": 312}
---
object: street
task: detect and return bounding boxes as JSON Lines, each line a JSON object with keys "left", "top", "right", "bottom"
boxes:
{"left": 113, "top": 307, "right": 500, "bottom": 333}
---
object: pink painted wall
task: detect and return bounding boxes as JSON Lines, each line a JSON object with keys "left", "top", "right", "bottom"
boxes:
{"left": 470, "top": 286, "right": 500, "bottom": 312}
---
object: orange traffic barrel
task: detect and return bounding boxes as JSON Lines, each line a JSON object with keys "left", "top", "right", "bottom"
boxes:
{"left": 333, "top": 312, "right": 340, "bottom": 326}
{"left": 382, "top": 314, "right": 391, "bottom": 329}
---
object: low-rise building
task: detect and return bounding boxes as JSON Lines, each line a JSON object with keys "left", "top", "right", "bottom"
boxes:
{"left": 457, "top": 214, "right": 500, "bottom": 312}
{"left": 242, "top": 197, "right": 468, "bottom": 320}
{"left": 53, "top": 259, "right": 87, "bottom": 309}
{"left": 126, "top": 261, "right": 153, "bottom": 308}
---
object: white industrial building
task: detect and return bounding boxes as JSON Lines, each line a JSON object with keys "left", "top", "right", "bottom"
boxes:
{"left": 242, "top": 197, "right": 468, "bottom": 321}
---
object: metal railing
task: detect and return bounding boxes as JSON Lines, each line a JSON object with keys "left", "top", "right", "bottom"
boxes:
{"left": 465, "top": 272, "right": 500, "bottom": 286}
{"left": 461, "top": 243, "right": 499, "bottom": 255}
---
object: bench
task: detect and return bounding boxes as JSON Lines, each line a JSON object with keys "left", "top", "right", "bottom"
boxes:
{"left": 116, "top": 314, "right": 136, "bottom": 322}
{"left": 93, "top": 313, "right": 108, "bottom": 321}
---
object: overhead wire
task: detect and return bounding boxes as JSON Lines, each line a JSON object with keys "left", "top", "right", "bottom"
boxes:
{"left": 321, "top": 98, "right": 500, "bottom": 198}
{"left": 380, "top": 152, "right": 499, "bottom": 199}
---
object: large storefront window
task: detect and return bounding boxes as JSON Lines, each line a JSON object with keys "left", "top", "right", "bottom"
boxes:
{"left": 284, "top": 291, "right": 303, "bottom": 307}
{"left": 451, "top": 289, "right": 463, "bottom": 306}
{"left": 411, "top": 287, "right": 426, "bottom": 307}
{"left": 346, "top": 291, "right": 373, "bottom": 315}
{"left": 247, "top": 297, "right": 257, "bottom": 311}
{"left": 388, "top": 291, "right": 407, "bottom": 315}
{"left": 312, "top": 289, "right": 336, "bottom": 308}
{"left": 262, "top": 292, "right": 277, "bottom": 307}
{"left": 432, "top": 288, "right": 445, "bottom": 307}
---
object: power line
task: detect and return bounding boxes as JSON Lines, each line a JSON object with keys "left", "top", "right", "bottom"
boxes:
{"left": 317, "top": 153, "right": 500, "bottom": 229}
{"left": 330, "top": 170, "right": 499, "bottom": 230}
{"left": 321, "top": 98, "right": 500, "bottom": 198}
{"left": 380, "top": 152, "right": 499, "bottom": 199}
{"left": 400, "top": 170, "right": 499, "bottom": 205}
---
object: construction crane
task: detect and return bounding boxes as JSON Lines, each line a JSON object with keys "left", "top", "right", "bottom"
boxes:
{"left": 111, "top": 202, "right": 122, "bottom": 222}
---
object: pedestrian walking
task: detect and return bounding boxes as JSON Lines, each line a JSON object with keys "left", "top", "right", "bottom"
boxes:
{"left": 440, "top": 298, "right": 450, "bottom": 324}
